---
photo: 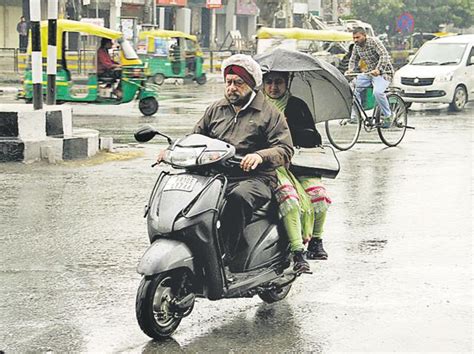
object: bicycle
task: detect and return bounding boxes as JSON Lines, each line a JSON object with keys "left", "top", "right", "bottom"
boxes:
{"left": 325, "top": 73, "right": 412, "bottom": 151}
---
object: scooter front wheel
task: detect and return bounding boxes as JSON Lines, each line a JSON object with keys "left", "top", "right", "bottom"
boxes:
{"left": 258, "top": 283, "right": 292, "bottom": 304}
{"left": 136, "top": 271, "right": 190, "bottom": 340}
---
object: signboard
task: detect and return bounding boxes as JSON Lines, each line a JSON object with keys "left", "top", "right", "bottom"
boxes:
{"left": 157, "top": 0, "right": 187, "bottom": 6}
{"left": 396, "top": 12, "right": 415, "bottom": 33}
{"left": 206, "top": 0, "right": 222, "bottom": 9}
{"left": 120, "top": 18, "right": 135, "bottom": 41}
{"left": 80, "top": 17, "right": 105, "bottom": 28}
{"left": 236, "top": 0, "right": 258, "bottom": 15}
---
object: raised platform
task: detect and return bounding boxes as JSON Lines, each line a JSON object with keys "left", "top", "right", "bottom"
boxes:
{"left": 0, "top": 104, "right": 102, "bottom": 163}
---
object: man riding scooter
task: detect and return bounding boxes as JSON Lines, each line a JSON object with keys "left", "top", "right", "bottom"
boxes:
{"left": 157, "top": 54, "right": 299, "bottom": 268}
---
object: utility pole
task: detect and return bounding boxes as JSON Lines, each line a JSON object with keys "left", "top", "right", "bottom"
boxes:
{"left": 283, "top": 0, "right": 293, "bottom": 28}
{"left": 210, "top": 8, "right": 216, "bottom": 49}
{"left": 30, "top": 0, "right": 42, "bottom": 110}
{"left": 145, "top": 0, "right": 153, "bottom": 24}
{"left": 47, "top": 0, "right": 58, "bottom": 105}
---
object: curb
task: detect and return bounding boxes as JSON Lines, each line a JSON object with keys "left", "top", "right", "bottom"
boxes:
{"left": 0, "top": 105, "right": 101, "bottom": 163}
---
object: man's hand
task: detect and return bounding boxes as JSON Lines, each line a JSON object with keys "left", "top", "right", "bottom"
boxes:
{"left": 240, "top": 153, "right": 263, "bottom": 172}
{"left": 370, "top": 69, "right": 381, "bottom": 76}
{"left": 155, "top": 149, "right": 167, "bottom": 164}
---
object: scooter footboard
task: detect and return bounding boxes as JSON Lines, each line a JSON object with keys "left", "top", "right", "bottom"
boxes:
{"left": 137, "top": 238, "right": 194, "bottom": 276}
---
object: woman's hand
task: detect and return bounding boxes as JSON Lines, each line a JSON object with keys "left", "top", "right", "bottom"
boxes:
{"left": 240, "top": 153, "right": 263, "bottom": 172}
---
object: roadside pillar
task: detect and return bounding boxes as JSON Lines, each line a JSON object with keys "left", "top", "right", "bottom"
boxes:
{"left": 47, "top": 0, "right": 58, "bottom": 105}
{"left": 30, "top": 0, "right": 42, "bottom": 110}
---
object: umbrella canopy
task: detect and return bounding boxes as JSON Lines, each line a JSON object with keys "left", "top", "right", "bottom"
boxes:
{"left": 254, "top": 48, "right": 353, "bottom": 123}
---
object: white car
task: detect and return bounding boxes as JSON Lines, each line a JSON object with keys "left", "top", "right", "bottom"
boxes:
{"left": 393, "top": 34, "right": 474, "bottom": 111}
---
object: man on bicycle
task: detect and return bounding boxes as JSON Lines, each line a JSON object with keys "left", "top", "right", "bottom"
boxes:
{"left": 346, "top": 27, "right": 395, "bottom": 127}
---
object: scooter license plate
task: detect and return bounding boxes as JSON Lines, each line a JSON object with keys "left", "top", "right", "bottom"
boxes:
{"left": 163, "top": 175, "right": 198, "bottom": 192}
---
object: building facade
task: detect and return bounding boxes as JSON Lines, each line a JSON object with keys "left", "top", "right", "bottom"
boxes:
{"left": 0, "top": 0, "right": 261, "bottom": 50}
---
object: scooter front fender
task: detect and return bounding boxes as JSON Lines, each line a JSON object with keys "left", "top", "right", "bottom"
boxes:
{"left": 137, "top": 238, "right": 194, "bottom": 276}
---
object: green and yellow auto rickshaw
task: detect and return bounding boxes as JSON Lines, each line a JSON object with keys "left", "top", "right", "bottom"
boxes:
{"left": 137, "top": 29, "right": 206, "bottom": 85}
{"left": 21, "top": 20, "right": 159, "bottom": 116}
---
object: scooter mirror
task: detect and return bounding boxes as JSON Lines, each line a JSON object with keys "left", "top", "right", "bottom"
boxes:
{"left": 134, "top": 125, "right": 158, "bottom": 142}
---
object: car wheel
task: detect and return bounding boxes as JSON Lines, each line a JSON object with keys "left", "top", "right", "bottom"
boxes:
{"left": 449, "top": 86, "right": 467, "bottom": 112}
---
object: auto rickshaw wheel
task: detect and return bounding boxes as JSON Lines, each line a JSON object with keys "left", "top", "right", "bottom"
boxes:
{"left": 153, "top": 74, "right": 165, "bottom": 85}
{"left": 196, "top": 74, "right": 207, "bottom": 85}
{"left": 139, "top": 97, "right": 159, "bottom": 116}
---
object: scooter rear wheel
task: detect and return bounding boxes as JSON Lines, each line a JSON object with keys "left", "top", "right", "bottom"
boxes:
{"left": 258, "top": 284, "right": 292, "bottom": 304}
{"left": 136, "top": 271, "right": 186, "bottom": 340}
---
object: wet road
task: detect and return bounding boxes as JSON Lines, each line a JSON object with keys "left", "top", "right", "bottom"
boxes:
{"left": 0, "top": 84, "right": 473, "bottom": 352}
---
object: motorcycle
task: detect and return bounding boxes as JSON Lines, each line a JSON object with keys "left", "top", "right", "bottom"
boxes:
{"left": 133, "top": 125, "right": 315, "bottom": 341}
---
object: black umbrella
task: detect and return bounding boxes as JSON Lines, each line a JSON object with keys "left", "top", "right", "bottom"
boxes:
{"left": 254, "top": 48, "right": 352, "bottom": 123}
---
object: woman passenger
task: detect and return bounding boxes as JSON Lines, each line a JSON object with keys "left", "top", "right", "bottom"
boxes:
{"left": 262, "top": 71, "right": 332, "bottom": 272}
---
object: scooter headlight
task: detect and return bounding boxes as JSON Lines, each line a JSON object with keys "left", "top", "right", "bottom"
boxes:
{"left": 163, "top": 146, "right": 204, "bottom": 167}
{"left": 198, "top": 150, "right": 228, "bottom": 165}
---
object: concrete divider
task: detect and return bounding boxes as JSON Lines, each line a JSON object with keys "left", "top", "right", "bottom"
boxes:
{"left": 0, "top": 104, "right": 103, "bottom": 163}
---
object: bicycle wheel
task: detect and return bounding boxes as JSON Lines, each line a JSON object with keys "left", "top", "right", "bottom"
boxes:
{"left": 325, "top": 105, "right": 362, "bottom": 151}
{"left": 377, "top": 93, "right": 408, "bottom": 147}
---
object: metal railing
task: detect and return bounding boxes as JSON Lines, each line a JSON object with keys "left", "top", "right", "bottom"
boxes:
{"left": 201, "top": 48, "right": 254, "bottom": 73}
{"left": 0, "top": 47, "right": 257, "bottom": 77}
{"left": 0, "top": 48, "right": 21, "bottom": 73}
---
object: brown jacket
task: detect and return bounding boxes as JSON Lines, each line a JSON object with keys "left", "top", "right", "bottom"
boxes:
{"left": 193, "top": 91, "right": 294, "bottom": 178}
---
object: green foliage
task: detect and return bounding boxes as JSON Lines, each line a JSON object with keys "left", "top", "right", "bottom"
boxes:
{"left": 351, "top": 0, "right": 473, "bottom": 33}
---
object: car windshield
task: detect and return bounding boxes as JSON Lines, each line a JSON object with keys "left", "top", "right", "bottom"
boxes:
{"left": 411, "top": 43, "right": 467, "bottom": 65}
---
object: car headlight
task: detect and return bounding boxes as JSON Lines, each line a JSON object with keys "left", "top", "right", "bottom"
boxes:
{"left": 163, "top": 146, "right": 204, "bottom": 167}
{"left": 436, "top": 72, "right": 454, "bottom": 82}
{"left": 393, "top": 72, "right": 402, "bottom": 85}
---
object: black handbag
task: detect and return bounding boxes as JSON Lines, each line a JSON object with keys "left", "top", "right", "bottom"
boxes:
{"left": 289, "top": 145, "right": 340, "bottom": 179}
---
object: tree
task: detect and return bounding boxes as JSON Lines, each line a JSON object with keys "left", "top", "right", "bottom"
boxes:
{"left": 255, "top": 0, "right": 281, "bottom": 26}
{"left": 351, "top": 0, "right": 404, "bottom": 33}
{"left": 351, "top": 0, "right": 473, "bottom": 34}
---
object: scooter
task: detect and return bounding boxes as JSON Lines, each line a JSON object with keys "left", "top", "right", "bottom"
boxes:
{"left": 133, "top": 125, "right": 308, "bottom": 341}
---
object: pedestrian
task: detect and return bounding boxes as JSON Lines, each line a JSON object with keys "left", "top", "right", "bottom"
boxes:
{"left": 263, "top": 71, "right": 332, "bottom": 269}
{"left": 156, "top": 54, "right": 294, "bottom": 265}
{"left": 346, "top": 27, "right": 395, "bottom": 128}
{"left": 17, "top": 16, "right": 29, "bottom": 53}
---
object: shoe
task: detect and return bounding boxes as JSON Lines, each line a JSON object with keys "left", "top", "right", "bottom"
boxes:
{"left": 348, "top": 117, "right": 358, "bottom": 124}
{"left": 306, "top": 238, "right": 328, "bottom": 260}
{"left": 292, "top": 251, "right": 311, "bottom": 273}
{"left": 381, "top": 113, "right": 393, "bottom": 129}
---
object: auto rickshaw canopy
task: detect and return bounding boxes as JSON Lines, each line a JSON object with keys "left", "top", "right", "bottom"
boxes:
{"left": 139, "top": 29, "right": 198, "bottom": 42}
{"left": 39, "top": 19, "right": 122, "bottom": 59}
{"left": 256, "top": 27, "right": 353, "bottom": 42}
{"left": 138, "top": 29, "right": 202, "bottom": 56}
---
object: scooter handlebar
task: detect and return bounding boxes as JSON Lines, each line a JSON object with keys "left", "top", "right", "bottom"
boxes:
{"left": 226, "top": 155, "right": 244, "bottom": 167}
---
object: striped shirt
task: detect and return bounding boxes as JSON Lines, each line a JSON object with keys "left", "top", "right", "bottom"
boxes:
{"left": 349, "top": 37, "right": 394, "bottom": 81}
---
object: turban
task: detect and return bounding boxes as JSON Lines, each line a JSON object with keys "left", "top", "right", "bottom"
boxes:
{"left": 224, "top": 65, "right": 256, "bottom": 89}
{"left": 222, "top": 54, "right": 262, "bottom": 89}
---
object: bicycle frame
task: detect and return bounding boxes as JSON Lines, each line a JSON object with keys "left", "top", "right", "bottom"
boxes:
{"left": 325, "top": 75, "right": 411, "bottom": 150}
